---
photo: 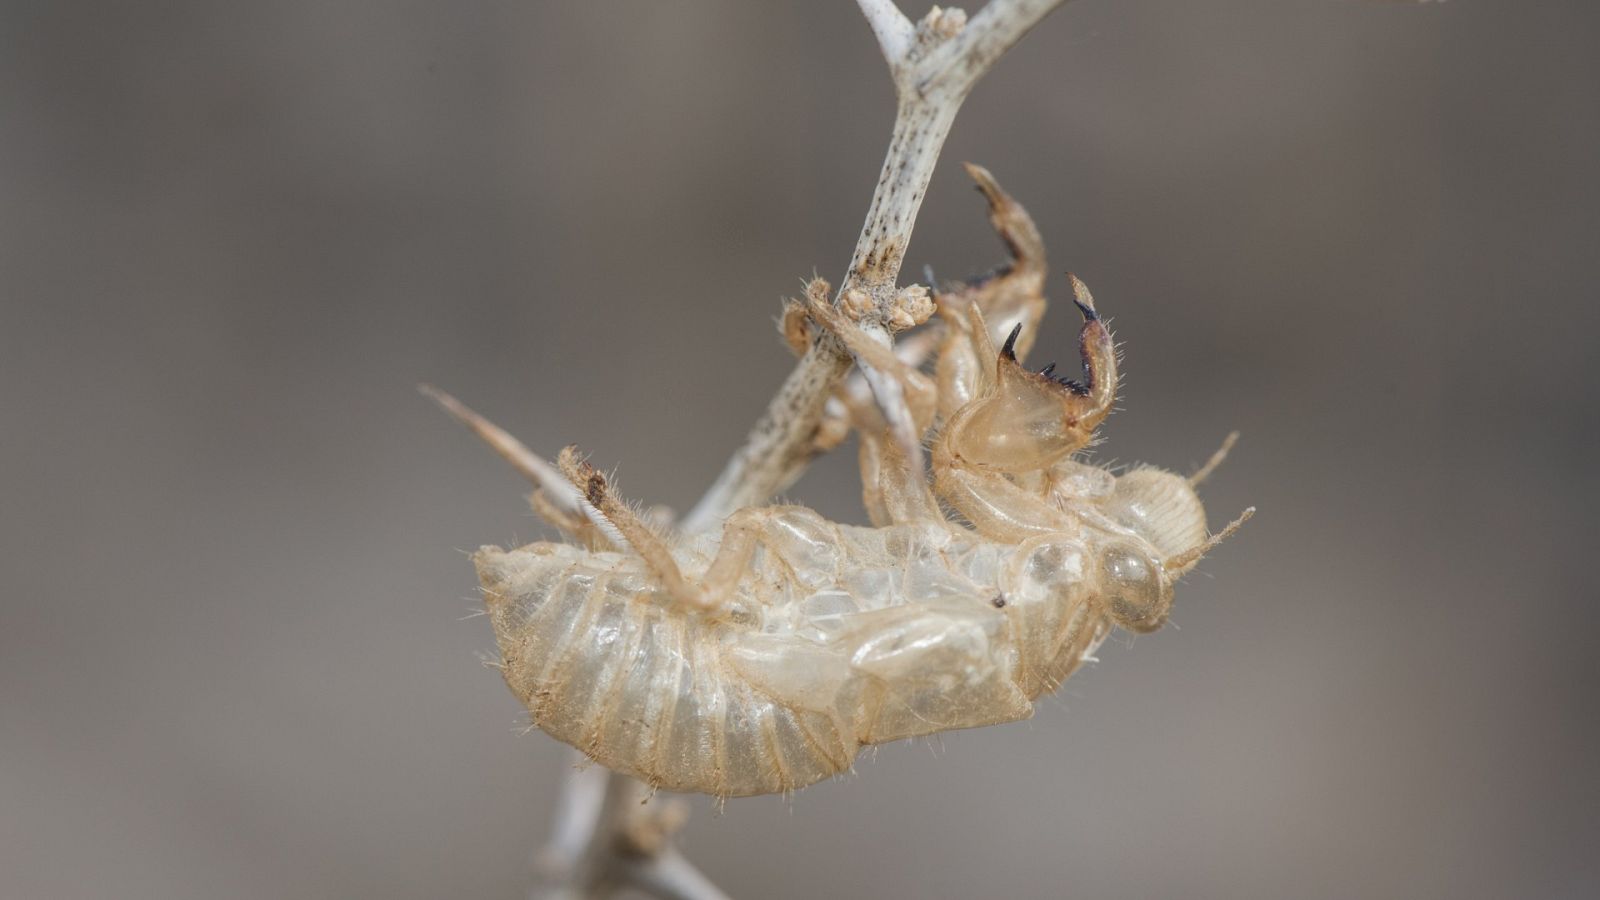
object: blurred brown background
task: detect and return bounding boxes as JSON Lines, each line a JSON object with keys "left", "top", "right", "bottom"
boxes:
{"left": 3, "top": 1, "right": 1597, "bottom": 897}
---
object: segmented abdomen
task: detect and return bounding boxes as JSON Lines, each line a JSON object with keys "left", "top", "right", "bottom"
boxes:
{"left": 475, "top": 513, "right": 1120, "bottom": 797}
{"left": 476, "top": 544, "right": 853, "bottom": 796}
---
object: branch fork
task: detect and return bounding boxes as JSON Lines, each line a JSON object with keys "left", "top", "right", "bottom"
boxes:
{"left": 683, "top": 0, "right": 1071, "bottom": 531}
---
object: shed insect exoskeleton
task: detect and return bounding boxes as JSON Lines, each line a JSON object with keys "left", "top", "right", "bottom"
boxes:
{"left": 430, "top": 165, "right": 1252, "bottom": 798}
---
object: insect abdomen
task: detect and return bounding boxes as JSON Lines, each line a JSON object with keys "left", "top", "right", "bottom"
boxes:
{"left": 475, "top": 544, "right": 853, "bottom": 796}
{"left": 475, "top": 525, "right": 1141, "bottom": 797}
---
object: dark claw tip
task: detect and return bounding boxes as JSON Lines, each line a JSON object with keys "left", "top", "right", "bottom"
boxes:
{"left": 1039, "top": 363, "right": 1057, "bottom": 377}
{"left": 1074, "top": 298, "right": 1099, "bottom": 322}
{"left": 1000, "top": 323, "right": 1022, "bottom": 360}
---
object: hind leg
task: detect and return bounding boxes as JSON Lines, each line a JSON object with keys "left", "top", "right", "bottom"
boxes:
{"left": 556, "top": 454, "right": 788, "bottom": 620}
{"left": 802, "top": 291, "right": 943, "bottom": 526}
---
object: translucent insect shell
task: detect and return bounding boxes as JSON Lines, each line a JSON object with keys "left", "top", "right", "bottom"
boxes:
{"left": 432, "top": 165, "right": 1251, "bottom": 798}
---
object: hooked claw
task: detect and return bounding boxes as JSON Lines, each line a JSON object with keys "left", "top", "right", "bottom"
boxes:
{"left": 941, "top": 275, "right": 1117, "bottom": 473}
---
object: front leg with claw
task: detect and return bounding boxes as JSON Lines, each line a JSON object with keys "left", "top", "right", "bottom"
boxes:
{"left": 933, "top": 275, "right": 1117, "bottom": 543}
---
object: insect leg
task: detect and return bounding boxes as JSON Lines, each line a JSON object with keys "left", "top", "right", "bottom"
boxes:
{"left": 554, "top": 447, "right": 722, "bottom": 609}
{"left": 936, "top": 277, "right": 1116, "bottom": 476}
{"left": 781, "top": 280, "right": 882, "bottom": 457}
{"left": 933, "top": 301, "right": 991, "bottom": 421}
{"left": 810, "top": 328, "right": 941, "bottom": 461}
{"left": 857, "top": 426, "right": 944, "bottom": 527}
{"left": 933, "top": 164, "right": 1049, "bottom": 420}
{"left": 696, "top": 508, "right": 770, "bottom": 603}
{"left": 804, "top": 296, "right": 943, "bottom": 525}
{"left": 932, "top": 281, "right": 1123, "bottom": 541}
{"left": 933, "top": 461, "right": 1081, "bottom": 543}
{"left": 965, "top": 162, "right": 1048, "bottom": 297}
{"left": 556, "top": 449, "right": 781, "bottom": 619}
{"left": 422, "top": 385, "right": 612, "bottom": 548}
{"left": 779, "top": 295, "right": 813, "bottom": 359}
{"left": 805, "top": 288, "right": 936, "bottom": 451}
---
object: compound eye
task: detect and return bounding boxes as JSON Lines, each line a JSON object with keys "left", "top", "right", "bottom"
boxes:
{"left": 1099, "top": 543, "right": 1170, "bottom": 633}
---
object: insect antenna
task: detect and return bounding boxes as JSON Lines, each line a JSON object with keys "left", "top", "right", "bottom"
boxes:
{"left": 1164, "top": 506, "right": 1256, "bottom": 576}
{"left": 1188, "top": 431, "right": 1241, "bottom": 487}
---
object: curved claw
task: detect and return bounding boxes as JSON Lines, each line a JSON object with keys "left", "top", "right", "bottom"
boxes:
{"left": 931, "top": 164, "right": 1051, "bottom": 374}
{"left": 940, "top": 275, "right": 1117, "bottom": 474}
{"left": 997, "top": 275, "right": 1115, "bottom": 417}
{"left": 963, "top": 162, "right": 1046, "bottom": 279}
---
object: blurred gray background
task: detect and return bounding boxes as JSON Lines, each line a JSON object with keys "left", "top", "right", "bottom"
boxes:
{"left": 3, "top": 1, "right": 1597, "bottom": 898}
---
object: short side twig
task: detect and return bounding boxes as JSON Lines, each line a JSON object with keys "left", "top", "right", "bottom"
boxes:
{"left": 857, "top": 0, "right": 915, "bottom": 67}
{"left": 533, "top": 761, "right": 719, "bottom": 900}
